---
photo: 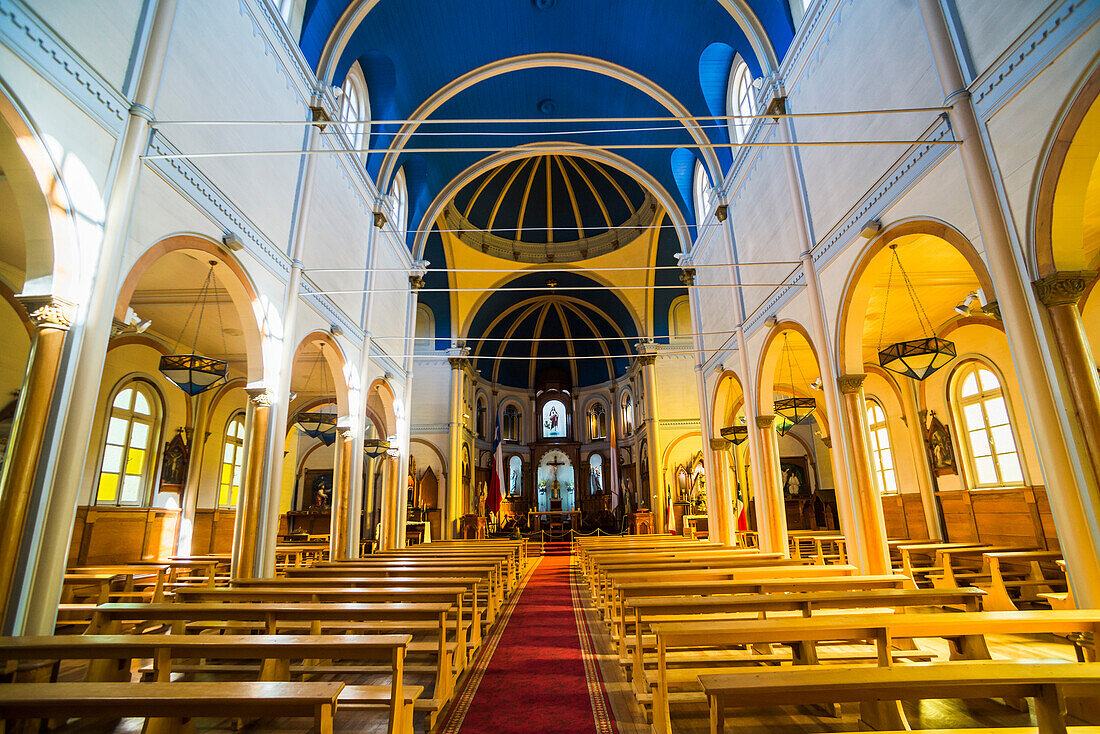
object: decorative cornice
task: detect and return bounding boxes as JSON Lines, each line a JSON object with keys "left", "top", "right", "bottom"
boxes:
{"left": 18, "top": 295, "right": 76, "bottom": 330}
{"left": 755, "top": 415, "right": 776, "bottom": 430}
{"left": 837, "top": 373, "right": 867, "bottom": 394}
{"left": 658, "top": 418, "right": 701, "bottom": 428}
{"left": 1033, "top": 271, "right": 1097, "bottom": 308}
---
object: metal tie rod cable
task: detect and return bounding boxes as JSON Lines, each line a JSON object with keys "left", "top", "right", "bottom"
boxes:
{"left": 301, "top": 219, "right": 743, "bottom": 240}
{"left": 151, "top": 106, "right": 952, "bottom": 126}
{"left": 373, "top": 329, "right": 755, "bottom": 342}
{"left": 311, "top": 282, "right": 804, "bottom": 294}
{"left": 363, "top": 351, "right": 701, "bottom": 360}
{"left": 143, "top": 138, "right": 959, "bottom": 160}
{"left": 305, "top": 262, "right": 800, "bottom": 273}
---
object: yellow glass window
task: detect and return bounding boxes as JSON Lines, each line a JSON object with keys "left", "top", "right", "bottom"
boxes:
{"left": 218, "top": 415, "right": 245, "bottom": 508}
{"left": 97, "top": 381, "right": 160, "bottom": 506}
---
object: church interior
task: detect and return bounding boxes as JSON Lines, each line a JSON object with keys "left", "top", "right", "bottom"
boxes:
{"left": 1, "top": 0, "right": 1100, "bottom": 732}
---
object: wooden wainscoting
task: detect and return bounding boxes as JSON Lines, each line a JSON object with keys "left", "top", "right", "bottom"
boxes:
{"left": 880, "top": 493, "right": 929, "bottom": 539}
{"left": 938, "top": 487, "right": 1057, "bottom": 550}
{"left": 68, "top": 506, "right": 181, "bottom": 565}
{"left": 192, "top": 508, "right": 236, "bottom": 554}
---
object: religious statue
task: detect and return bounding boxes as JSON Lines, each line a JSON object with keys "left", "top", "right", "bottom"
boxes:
{"left": 161, "top": 429, "right": 190, "bottom": 486}
{"left": 510, "top": 466, "right": 520, "bottom": 496}
{"left": 591, "top": 464, "right": 603, "bottom": 493}
{"left": 477, "top": 481, "right": 487, "bottom": 516}
{"left": 690, "top": 473, "right": 707, "bottom": 513}
{"left": 782, "top": 467, "right": 802, "bottom": 496}
{"left": 544, "top": 404, "right": 560, "bottom": 433}
{"left": 311, "top": 473, "right": 333, "bottom": 509}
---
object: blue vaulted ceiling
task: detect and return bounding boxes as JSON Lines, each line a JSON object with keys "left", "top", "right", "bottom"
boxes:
{"left": 298, "top": 1, "right": 795, "bottom": 385}
{"left": 300, "top": 0, "right": 794, "bottom": 238}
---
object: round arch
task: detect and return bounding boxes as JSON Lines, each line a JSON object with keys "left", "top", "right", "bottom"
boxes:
{"left": 835, "top": 218, "right": 997, "bottom": 375}
{"left": 366, "top": 377, "right": 399, "bottom": 437}
{"left": 410, "top": 437, "right": 448, "bottom": 476}
{"left": 115, "top": 234, "right": 268, "bottom": 384}
{"left": 754, "top": 319, "right": 821, "bottom": 415}
{"left": 314, "top": 2, "right": 779, "bottom": 99}
{"left": 415, "top": 144, "right": 693, "bottom": 261}
{"left": 291, "top": 330, "right": 352, "bottom": 420}
{"left": 0, "top": 81, "right": 84, "bottom": 300}
{"left": 1031, "top": 55, "right": 1100, "bottom": 277}
{"left": 711, "top": 369, "right": 746, "bottom": 435}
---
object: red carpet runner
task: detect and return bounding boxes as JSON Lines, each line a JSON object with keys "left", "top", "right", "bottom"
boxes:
{"left": 438, "top": 554, "right": 617, "bottom": 734}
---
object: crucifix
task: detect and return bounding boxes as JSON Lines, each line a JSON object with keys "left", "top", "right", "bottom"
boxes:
{"left": 546, "top": 454, "right": 566, "bottom": 500}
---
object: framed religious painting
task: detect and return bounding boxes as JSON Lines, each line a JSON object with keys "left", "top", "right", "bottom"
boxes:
{"left": 925, "top": 411, "right": 958, "bottom": 476}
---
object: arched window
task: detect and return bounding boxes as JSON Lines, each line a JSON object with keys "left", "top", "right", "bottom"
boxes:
{"left": 865, "top": 399, "right": 898, "bottom": 494}
{"left": 727, "top": 59, "right": 755, "bottom": 144}
{"left": 476, "top": 396, "right": 487, "bottom": 438}
{"left": 669, "top": 297, "right": 692, "bottom": 340}
{"left": 588, "top": 402, "right": 607, "bottom": 441}
{"left": 340, "top": 63, "right": 368, "bottom": 155}
{"left": 954, "top": 362, "right": 1025, "bottom": 487}
{"left": 219, "top": 414, "right": 246, "bottom": 508}
{"left": 620, "top": 391, "right": 634, "bottom": 435}
{"left": 392, "top": 168, "right": 409, "bottom": 239}
{"left": 96, "top": 380, "right": 162, "bottom": 506}
{"left": 692, "top": 161, "right": 712, "bottom": 221}
{"left": 414, "top": 304, "right": 435, "bottom": 349}
{"left": 502, "top": 404, "right": 521, "bottom": 442}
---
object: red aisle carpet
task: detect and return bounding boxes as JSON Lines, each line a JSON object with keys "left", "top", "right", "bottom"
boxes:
{"left": 439, "top": 554, "right": 617, "bottom": 734}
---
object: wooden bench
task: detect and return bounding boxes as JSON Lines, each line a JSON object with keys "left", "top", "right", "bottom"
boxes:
{"left": 649, "top": 610, "right": 1100, "bottom": 734}
{"left": 625, "top": 587, "right": 985, "bottom": 689}
{"left": 975, "top": 551, "right": 1066, "bottom": 611}
{"left": 0, "top": 635, "right": 416, "bottom": 734}
{"left": 894, "top": 543, "right": 987, "bottom": 588}
{"left": 0, "top": 681, "right": 344, "bottom": 734}
{"left": 699, "top": 660, "right": 1100, "bottom": 734}
{"left": 930, "top": 545, "right": 1039, "bottom": 589}
{"left": 84, "top": 601, "right": 457, "bottom": 723}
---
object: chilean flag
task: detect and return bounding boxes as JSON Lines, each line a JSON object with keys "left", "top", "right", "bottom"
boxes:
{"left": 487, "top": 417, "right": 504, "bottom": 516}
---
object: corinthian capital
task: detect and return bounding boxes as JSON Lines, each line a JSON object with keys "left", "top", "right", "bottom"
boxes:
{"left": 18, "top": 296, "right": 76, "bottom": 330}
{"left": 1033, "top": 271, "right": 1097, "bottom": 308}
{"left": 836, "top": 374, "right": 867, "bottom": 394}
{"left": 246, "top": 388, "right": 276, "bottom": 408}
{"left": 755, "top": 415, "right": 776, "bottom": 430}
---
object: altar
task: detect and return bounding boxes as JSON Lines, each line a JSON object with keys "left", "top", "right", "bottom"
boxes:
{"left": 527, "top": 509, "right": 580, "bottom": 532}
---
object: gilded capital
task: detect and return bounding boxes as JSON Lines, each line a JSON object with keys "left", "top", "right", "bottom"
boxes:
{"left": 679, "top": 268, "right": 696, "bottom": 287}
{"left": 341, "top": 428, "right": 356, "bottom": 441}
{"left": 837, "top": 374, "right": 867, "bottom": 394}
{"left": 710, "top": 437, "right": 730, "bottom": 451}
{"left": 447, "top": 357, "right": 467, "bottom": 370}
{"left": 714, "top": 204, "right": 728, "bottom": 222}
{"left": 373, "top": 211, "right": 387, "bottom": 229}
{"left": 409, "top": 274, "right": 426, "bottom": 290}
{"left": 755, "top": 415, "right": 776, "bottom": 429}
{"left": 1033, "top": 271, "right": 1097, "bottom": 308}
{"left": 637, "top": 355, "right": 656, "bottom": 367}
{"left": 981, "top": 301, "right": 1002, "bottom": 321}
{"left": 246, "top": 388, "right": 276, "bottom": 408}
{"left": 18, "top": 296, "right": 76, "bottom": 331}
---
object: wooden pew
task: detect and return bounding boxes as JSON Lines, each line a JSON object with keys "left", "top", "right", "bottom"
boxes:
{"left": 930, "top": 545, "right": 1038, "bottom": 589}
{"left": 286, "top": 564, "right": 503, "bottom": 620}
{"left": 0, "top": 681, "right": 344, "bottom": 734}
{"left": 0, "top": 635, "right": 415, "bottom": 734}
{"left": 84, "top": 601, "right": 457, "bottom": 724}
{"left": 608, "top": 574, "right": 909, "bottom": 661}
{"left": 173, "top": 585, "right": 479, "bottom": 654}
{"left": 894, "top": 542, "right": 987, "bottom": 588}
{"left": 974, "top": 551, "right": 1066, "bottom": 611}
{"left": 1041, "top": 559, "right": 1077, "bottom": 611}
{"left": 626, "top": 587, "right": 985, "bottom": 691}
{"left": 699, "top": 661, "right": 1100, "bottom": 734}
{"left": 649, "top": 610, "right": 1100, "bottom": 734}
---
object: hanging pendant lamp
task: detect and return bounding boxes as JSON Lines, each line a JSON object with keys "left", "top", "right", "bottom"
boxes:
{"left": 877, "top": 244, "right": 956, "bottom": 381}
{"left": 720, "top": 416, "right": 748, "bottom": 446}
{"left": 294, "top": 344, "right": 338, "bottom": 446}
{"left": 159, "top": 261, "right": 229, "bottom": 395}
{"left": 773, "top": 331, "right": 816, "bottom": 436}
{"left": 363, "top": 437, "right": 392, "bottom": 458}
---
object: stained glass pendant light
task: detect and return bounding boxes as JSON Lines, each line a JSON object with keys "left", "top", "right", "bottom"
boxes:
{"left": 720, "top": 416, "right": 749, "bottom": 446}
{"left": 363, "top": 437, "right": 392, "bottom": 458}
{"left": 159, "top": 261, "right": 229, "bottom": 395}
{"left": 877, "top": 244, "right": 956, "bottom": 381}
{"left": 773, "top": 332, "right": 816, "bottom": 436}
{"left": 294, "top": 344, "right": 337, "bottom": 446}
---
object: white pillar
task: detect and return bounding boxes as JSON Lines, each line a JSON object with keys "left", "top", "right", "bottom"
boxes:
{"left": 14, "top": 0, "right": 181, "bottom": 635}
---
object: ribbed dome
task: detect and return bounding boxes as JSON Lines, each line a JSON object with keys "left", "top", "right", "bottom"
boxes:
{"left": 467, "top": 272, "right": 639, "bottom": 389}
{"left": 446, "top": 155, "right": 655, "bottom": 262}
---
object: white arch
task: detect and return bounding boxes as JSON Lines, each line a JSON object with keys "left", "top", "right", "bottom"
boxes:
{"left": 375, "top": 53, "right": 723, "bottom": 191}
{"left": 411, "top": 142, "right": 693, "bottom": 259}
{"left": 315, "top": 0, "right": 779, "bottom": 90}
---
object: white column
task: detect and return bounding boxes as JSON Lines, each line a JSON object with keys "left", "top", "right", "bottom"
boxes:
{"left": 918, "top": 0, "right": 1100, "bottom": 603}
{"left": 394, "top": 273, "right": 423, "bottom": 548}
{"left": 607, "top": 386, "right": 620, "bottom": 512}
{"left": 259, "top": 107, "right": 328, "bottom": 577}
{"left": 14, "top": 0, "right": 181, "bottom": 635}
{"left": 900, "top": 379, "right": 943, "bottom": 540}
{"left": 446, "top": 356, "right": 465, "bottom": 539}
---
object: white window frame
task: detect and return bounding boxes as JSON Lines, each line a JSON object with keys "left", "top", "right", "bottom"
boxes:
{"left": 865, "top": 398, "right": 898, "bottom": 495}
{"left": 727, "top": 58, "right": 756, "bottom": 145}
{"left": 340, "top": 63, "right": 368, "bottom": 156}
{"left": 952, "top": 361, "right": 1026, "bottom": 489}
{"left": 218, "top": 413, "right": 246, "bottom": 509}
{"left": 692, "top": 161, "right": 713, "bottom": 221}
{"left": 95, "top": 379, "right": 163, "bottom": 507}
{"left": 392, "top": 167, "right": 409, "bottom": 240}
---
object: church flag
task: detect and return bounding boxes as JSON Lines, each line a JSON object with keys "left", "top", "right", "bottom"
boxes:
{"left": 488, "top": 418, "right": 504, "bottom": 515}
